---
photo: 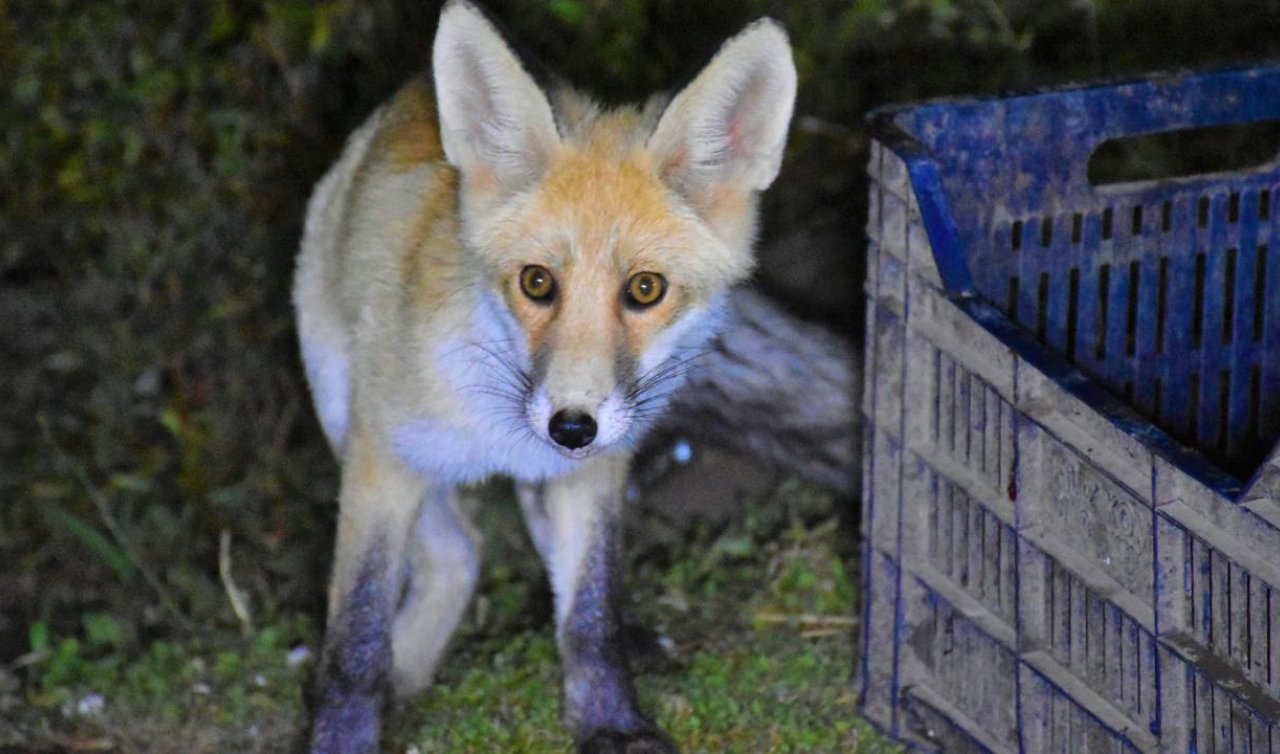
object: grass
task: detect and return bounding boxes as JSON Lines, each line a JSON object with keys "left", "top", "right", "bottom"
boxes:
{"left": 2, "top": 477, "right": 900, "bottom": 754}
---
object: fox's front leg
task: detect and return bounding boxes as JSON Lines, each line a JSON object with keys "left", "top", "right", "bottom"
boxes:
{"left": 525, "top": 454, "right": 677, "bottom": 754}
{"left": 310, "top": 431, "right": 424, "bottom": 754}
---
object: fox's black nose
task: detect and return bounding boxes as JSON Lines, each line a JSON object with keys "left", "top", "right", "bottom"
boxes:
{"left": 549, "top": 410, "right": 597, "bottom": 449}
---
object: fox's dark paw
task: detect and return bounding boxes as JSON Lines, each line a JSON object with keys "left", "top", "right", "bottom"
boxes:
{"left": 578, "top": 729, "right": 679, "bottom": 754}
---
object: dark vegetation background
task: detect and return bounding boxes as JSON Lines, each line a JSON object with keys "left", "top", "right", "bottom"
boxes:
{"left": 4, "top": 0, "right": 1280, "bottom": 746}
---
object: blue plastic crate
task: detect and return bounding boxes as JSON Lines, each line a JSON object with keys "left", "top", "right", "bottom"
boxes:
{"left": 859, "top": 65, "right": 1280, "bottom": 754}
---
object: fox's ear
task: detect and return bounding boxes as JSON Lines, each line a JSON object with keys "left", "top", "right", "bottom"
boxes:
{"left": 433, "top": 0, "right": 560, "bottom": 193}
{"left": 648, "top": 19, "right": 796, "bottom": 201}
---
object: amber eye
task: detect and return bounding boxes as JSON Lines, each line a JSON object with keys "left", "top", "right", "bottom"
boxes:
{"left": 625, "top": 272, "right": 666, "bottom": 309}
{"left": 520, "top": 265, "right": 556, "bottom": 303}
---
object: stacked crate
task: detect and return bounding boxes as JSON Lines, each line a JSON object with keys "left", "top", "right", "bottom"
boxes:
{"left": 859, "top": 66, "right": 1280, "bottom": 753}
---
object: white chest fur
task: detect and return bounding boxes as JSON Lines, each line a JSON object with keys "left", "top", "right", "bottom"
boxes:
{"left": 388, "top": 416, "right": 580, "bottom": 484}
{"left": 388, "top": 291, "right": 582, "bottom": 484}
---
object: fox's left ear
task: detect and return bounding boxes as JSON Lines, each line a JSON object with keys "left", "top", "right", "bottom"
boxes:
{"left": 648, "top": 19, "right": 797, "bottom": 201}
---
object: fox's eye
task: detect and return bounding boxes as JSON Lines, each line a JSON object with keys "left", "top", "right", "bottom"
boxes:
{"left": 625, "top": 272, "right": 667, "bottom": 309}
{"left": 520, "top": 265, "right": 556, "bottom": 303}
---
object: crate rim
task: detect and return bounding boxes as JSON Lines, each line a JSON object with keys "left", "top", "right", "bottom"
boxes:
{"left": 866, "top": 60, "right": 1280, "bottom": 138}
{"left": 865, "top": 60, "right": 1280, "bottom": 292}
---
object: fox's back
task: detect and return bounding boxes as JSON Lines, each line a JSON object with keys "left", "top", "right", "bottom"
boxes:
{"left": 293, "top": 77, "right": 471, "bottom": 451}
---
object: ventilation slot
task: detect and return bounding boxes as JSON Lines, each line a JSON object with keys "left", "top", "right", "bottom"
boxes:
{"left": 1218, "top": 370, "right": 1231, "bottom": 454}
{"left": 1224, "top": 247, "right": 1238, "bottom": 345}
{"left": 1193, "top": 252, "right": 1207, "bottom": 349}
{"left": 1037, "top": 273, "right": 1049, "bottom": 344}
{"left": 1189, "top": 372, "right": 1201, "bottom": 444}
{"left": 1095, "top": 264, "right": 1111, "bottom": 361}
{"left": 1066, "top": 268, "right": 1080, "bottom": 363}
{"left": 1127, "top": 261, "right": 1140, "bottom": 357}
{"left": 1157, "top": 257, "right": 1170, "bottom": 354}
{"left": 1251, "top": 365, "right": 1263, "bottom": 440}
{"left": 1256, "top": 245, "right": 1269, "bottom": 343}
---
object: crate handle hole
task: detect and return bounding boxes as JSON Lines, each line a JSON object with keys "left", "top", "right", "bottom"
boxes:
{"left": 1087, "top": 121, "right": 1280, "bottom": 186}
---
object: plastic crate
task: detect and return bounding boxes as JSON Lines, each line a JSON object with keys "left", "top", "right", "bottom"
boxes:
{"left": 858, "top": 65, "right": 1280, "bottom": 754}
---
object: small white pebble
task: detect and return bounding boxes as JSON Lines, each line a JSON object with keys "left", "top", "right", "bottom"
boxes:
{"left": 193, "top": 682, "right": 212, "bottom": 695}
{"left": 405, "top": 745, "right": 422, "bottom": 754}
{"left": 248, "top": 724, "right": 260, "bottom": 737}
{"left": 287, "top": 645, "right": 312, "bottom": 667}
{"left": 75, "top": 693, "right": 104, "bottom": 716}
{"left": 254, "top": 673, "right": 268, "bottom": 687}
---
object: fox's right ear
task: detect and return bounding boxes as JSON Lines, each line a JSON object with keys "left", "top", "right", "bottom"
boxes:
{"left": 433, "top": 0, "right": 560, "bottom": 195}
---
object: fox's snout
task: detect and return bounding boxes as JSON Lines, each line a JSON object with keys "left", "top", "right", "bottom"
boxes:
{"left": 527, "top": 362, "right": 618, "bottom": 455}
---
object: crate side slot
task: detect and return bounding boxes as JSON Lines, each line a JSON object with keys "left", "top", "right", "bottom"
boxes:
{"left": 905, "top": 332, "right": 1018, "bottom": 509}
{"left": 1019, "top": 661, "right": 1155, "bottom": 754}
{"left": 1019, "top": 539, "right": 1161, "bottom": 732}
{"left": 898, "top": 577, "right": 1021, "bottom": 753}
{"left": 1155, "top": 512, "right": 1280, "bottom": 701}
{"left": 1156, "top": 455, "right": 1280, "bottom": 593}
{"left": 900, "top": 685, "right": 1016, "bottom": 754}
{"left": 908, "top": 278, "right": 1016, "bottom": 400}
{"left": 1160, "top": 644, "right": 1280, "bottom": 754}
{"left": 901, "top": 453, "right": 1017, "bottom": 629}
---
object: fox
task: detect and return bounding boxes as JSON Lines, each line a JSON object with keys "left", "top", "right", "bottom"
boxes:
{"left": 293, "top": 1, "right": 796, "bottom": 751}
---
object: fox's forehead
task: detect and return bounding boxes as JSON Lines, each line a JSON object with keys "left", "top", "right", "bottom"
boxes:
{"left": 520, "top": 132, "right": 693, "bottom": 271}
{"left": 472, "top": 106, "right": 751, "bottom": 296}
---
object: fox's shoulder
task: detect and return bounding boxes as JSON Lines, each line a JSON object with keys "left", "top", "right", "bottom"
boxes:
{"left": 296, "top": 74, "right": 463, "bottom": 352}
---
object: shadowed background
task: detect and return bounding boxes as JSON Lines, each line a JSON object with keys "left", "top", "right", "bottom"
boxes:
{"left": 4, "top": 0, "right": 1280, "bottom": 750}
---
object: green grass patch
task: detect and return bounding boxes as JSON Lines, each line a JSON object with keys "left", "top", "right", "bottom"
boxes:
{"left": 4, "top": 481, "right": 897, "bottom": 753}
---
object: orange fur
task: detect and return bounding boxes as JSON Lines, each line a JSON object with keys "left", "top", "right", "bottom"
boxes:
{"left": 472, "top": 112, "right": 752, "bottom": 364}
{"left": 371, "top": 77, "right": 445, "bottom": 172}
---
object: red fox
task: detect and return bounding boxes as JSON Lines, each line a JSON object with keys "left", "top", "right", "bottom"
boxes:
{"left": 294, "top": 2, "right": 795, "bottom": 750}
